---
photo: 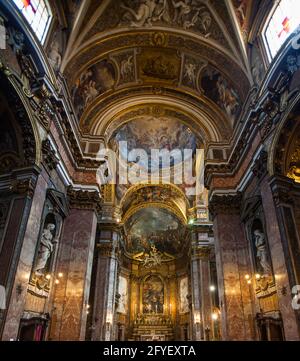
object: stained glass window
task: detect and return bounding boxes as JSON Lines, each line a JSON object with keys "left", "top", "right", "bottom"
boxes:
{"left": 12, "top": 0, "right": 52, "bottom": 44}
{"left": 264, "top": 0, "right": 300, "bottom": 60}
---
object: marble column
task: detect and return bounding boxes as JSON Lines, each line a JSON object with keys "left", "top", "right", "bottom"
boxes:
{"left": 48, "top": 188, "right": 99, "bottom": 341}
{"left": 0, "top": 168, "right": 42, "bottom": 340}
{"left": 91, "top": 228, "right": 119, "bottom": 341}
{"left": 190, "top": 237, "right": 214, "bottom": 341}
{"left": 263, "top": 175, "right": 300, "bottom": 340}
{"left": 209, "top": 194, "right": 255, "bottom": 341}
{"left": 190, "top": 234, "right": 203, "bottom": 340}
{"left": 199, "top": 249, "right": 214, "bottom": 340}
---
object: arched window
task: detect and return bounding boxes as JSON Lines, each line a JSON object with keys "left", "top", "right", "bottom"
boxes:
{"left": 263, "top": 0, "right": 300, "bottom": 60}
{"left": 12, "top": 0, "right": 52, "bottom": 44}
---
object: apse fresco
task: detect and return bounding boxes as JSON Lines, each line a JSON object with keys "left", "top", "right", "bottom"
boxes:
{"left": 143, "top": 275, "right": 164, "bottom": 314}
{"left": 72, "top": 59, "right": 116, "bottom": 118}
{"left": 125, "top": 207, "right": 185, "bottom": 255}
{"left": 113, "top": 116, "right": 197, "bottom": 170}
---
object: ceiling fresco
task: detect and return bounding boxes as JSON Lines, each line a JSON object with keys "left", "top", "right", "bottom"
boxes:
{"left": 72, "top": 59, "right": 116, "bottom": 119}
{"left": 200, "top": 65, "right": 241, "bottom": 124}
{"left": 82, "top": 0, "right": 230, "bottom": 50}
{"left": 112, "top": 115, "right": 197, "bottom": 170}
{"left": 124, "top": 206, "right": 186, "bottom": 256}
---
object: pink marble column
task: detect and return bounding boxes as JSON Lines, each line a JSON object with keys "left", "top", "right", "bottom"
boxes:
{"left": 0, "top": 169, "right": 45, "bottom": 341}
{"left": 49, "top": 189, "right": 99, "bottom": 341}
{"left": 261, "top": 176, "right": 300, "bottom": 340}
{"left": 91, "top": 239, "right": 118, "bottom": 341}
{"left": 210, "top": 194, "right": 255, "bottom": 341}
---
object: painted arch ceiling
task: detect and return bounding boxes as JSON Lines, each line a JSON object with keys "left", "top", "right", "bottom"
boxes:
{"left": 59, "top": 0, "right": 254, "bottom": 250}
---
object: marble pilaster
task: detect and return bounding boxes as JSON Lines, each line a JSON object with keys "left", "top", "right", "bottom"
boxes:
{"left": 48, "top": 189, "right": 100, "bottom": 340}
{"left": 261, "top": 176, "right": 300, "bottom": 340}
{"left": 209, "top": 194, "right": 255, "bottom": 340}
{"left": 0, "top": 169, "right": 42, "bottom": 340}
{"left": 91, "top": 234, "right": 119, "bottom": 341}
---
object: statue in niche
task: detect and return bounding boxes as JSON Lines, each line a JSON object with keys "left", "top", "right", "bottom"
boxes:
{"left": 34, "top": 223, "right": 57, "bottom": 276}
{"left": 254, "top": 229, "right": 272, "bottom": 275}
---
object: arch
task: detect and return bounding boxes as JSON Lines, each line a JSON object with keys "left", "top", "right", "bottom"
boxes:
{"left": 0, "top": 70, "right": 41, "bottom": 170}
{"left": 89, "top": 96, "right": 227, "bottom": 143}
{"left": 120, "top": 183, "right": 189, "bottom": 223}
{"left": 268, "top": 94, "right": 300, "bottom": 178}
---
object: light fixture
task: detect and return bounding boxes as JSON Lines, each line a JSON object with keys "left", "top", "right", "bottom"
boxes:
{"left": 188, "top": 218, "right": 195, "bottom": 225}
{"left": 55, "top": 279, "right": 59, "bottom": 285}
{"left": 58, "top": 272, "right": 63, "bottom": 278}
{"left": 209, "top": 285, "right": 216, "bottom": 292}
{"left": 255, "top": 274, "right": 261, "bottom": 280}
{"left": 212, "top": 312, "right": 219, "bottom": 321}
{"left": 87, "top": 304, "right": 90, "bottom": 309}
{"left": 245, "top": 274, "right": 250, "bottom": 280}
{"left": 247, "top": 279, "right": 252, "bottom": 285}
{"left": 46, "top": 274, "right": 51, "bottom": 280}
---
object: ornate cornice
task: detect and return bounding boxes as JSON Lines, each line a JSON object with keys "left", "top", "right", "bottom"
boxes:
{"left": 8, "top": 178, "right": 36, "bottom": 198}
{"left": 191, "top": 245, "right": 213, "bottom": 260}
{"left": 67, "top": 186, "right": 102, "bottom": 213}
{"left": 42, "top": 139, "right": 59, "bottom": 171}
{"left": 208, "top": 193, "right": 242, "bottom": 220}
{"left": 269, "top": 175, "right": 298, "bottom": 207}
{"left": 97, "top": 242, "right": 115, "bottom": 257}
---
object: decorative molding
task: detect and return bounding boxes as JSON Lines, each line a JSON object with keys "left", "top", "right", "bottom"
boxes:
{"left": 251, "top": 149, "right": 268, "bottom": 181}
{"left": 8, "top": 178, "right": 36, "bottom": 198}
{"left": 191, "top": 245, "right": 213, "bottom": 260}
{"left": 97, "top": 242, "right": 115, "bottom": 257}
{"left": 269, "top": 175, "right": 296, "bottom": 207}
{"left": 42, "top": 139, "right": 59, "bottom": 170}
{"left": 67, "top": 186, "right": 102, "bottom": 213}
{"left": 208, "top": 193, "right": 242, "bottom": 219}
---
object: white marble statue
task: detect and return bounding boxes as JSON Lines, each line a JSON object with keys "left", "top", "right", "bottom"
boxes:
{"left": 34, "top": 223, "right": 56, "bottom": 276}
{"left": 254, "top": 229, "right": 272, "bottom": 275}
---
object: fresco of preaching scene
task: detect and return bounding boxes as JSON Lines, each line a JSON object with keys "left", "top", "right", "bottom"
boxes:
{"left": 124, "top": 207, "right": 186, "bottom": 256}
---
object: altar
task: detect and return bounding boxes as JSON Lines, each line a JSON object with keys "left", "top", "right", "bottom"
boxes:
{"left": 130, "top": 314, "right": 174, "bottom": 341}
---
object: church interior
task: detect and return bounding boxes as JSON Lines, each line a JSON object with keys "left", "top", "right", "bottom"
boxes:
{"left": 0, "top": 0, "right": 300, "bottom": 341}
